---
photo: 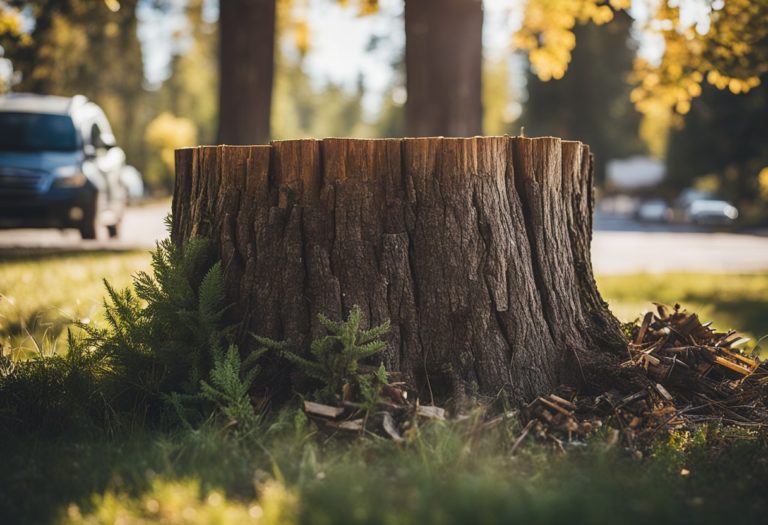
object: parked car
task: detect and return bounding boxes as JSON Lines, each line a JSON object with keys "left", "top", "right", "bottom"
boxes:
{"left": 636, "top": 198, "right": 670, "bottom": 222}
{"left": 676, "top": 188, "right": 713, "bottom": 210}
{"left": 686, "top": 199, "right": 739, "bottom": 225}
{"left": 120, "top": 165, "right": 145, "bottom": 204}
{"left": 0, "top": 93, "right": 127, "bottom": 239}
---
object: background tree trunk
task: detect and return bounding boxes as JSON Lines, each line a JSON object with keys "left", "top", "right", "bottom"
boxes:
{"left": 217, "top": 0, "right": 276, "bottom": 145}
{"left": 172, "top": 137, "right": 626, "bottom": 404}
{"left": 404, "top": 0, "right": 483, "bottom": 137}
{"left": 522, "top": 11, "right": 645, "bottom": 184}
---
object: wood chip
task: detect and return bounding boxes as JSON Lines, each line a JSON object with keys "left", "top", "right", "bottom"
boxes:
{"left": 654, "top": 383, "right": 673, "bottom": 401}
{"left": 537, "top": 396, "right": 574, "bottom": 417}
{"left": 382, "top": 412, "right": 404, "bottom": 443}
{"left": 618, "top": 390, "right": 647, "bottom": 407}
{"left": 331, "top": 418, "right": 365, "bottom": 431}
{"left": 635, "top": 312, "right": 654, "bottom": 345}
{"left": 304, "top": 400, "right": 345, "bottom": 419}
{"left": 548, "top": 394, "right": 576, "bottom": 410}
{"left": 416, "top": 405, "right": 446, "bottom": 420}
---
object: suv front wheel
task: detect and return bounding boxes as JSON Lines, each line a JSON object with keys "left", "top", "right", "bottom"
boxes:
{"left": 79, "top": 197, "right": 99, "bottom": 240}
{"left": 107, "top": 220, "right": 121, "bottom": 239}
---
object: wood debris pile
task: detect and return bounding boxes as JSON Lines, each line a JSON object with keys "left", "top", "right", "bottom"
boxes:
{"left": 623, "top": 303, "right": 768, "bottom": 423}
{"left": 301, "top": 378, "right": 447, "bottom": 442}
{"left": 522, "top": 304, "right": 768, "bottom": 449}
{"left": 300, "top": 305, "right": 767, "bottom": 450}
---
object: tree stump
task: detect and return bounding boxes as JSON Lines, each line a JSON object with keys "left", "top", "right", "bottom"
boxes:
{"left": 172, "top": 137, "right": 626, "bottom": 404}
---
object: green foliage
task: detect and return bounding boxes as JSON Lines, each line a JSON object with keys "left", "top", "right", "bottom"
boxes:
{"left": 143, "top": 112, "right": 198, "bottom": 191}
{"left": 0, "top": 233, "right": 263, "bottom": 435}
{"left": 85, "top": 235, "right": 263, "bottom": 430}
{"left": 63, "top": 477, "right": 298, "bottom": 525}
{"left": 5, "top": 413, "right": 768, "bottom": 525}
{"left": 200, "top": 345, "right": 265, "bottom": 429}
{"left": 156, "top": 0, "right": 218, "bottom": 145}
{"left": 0, "top": 329, "right": 109, "bottom": 436}
{"left": 87, "top": 237, "right": 221, "bottom": 407}
{"left": 357, "top": 362, "right": 389, "bottom": 413}
{"left": 271, "top": 55, "right": 404, "bottom": 140}
{"left": 0, "top": 250, "right": 150, "bottom": 357}
{"left": 257, "top": 306, "right": 390, "bottom": 404}
{"left": 522, "top": 11, "right": 645, "bottom": 183}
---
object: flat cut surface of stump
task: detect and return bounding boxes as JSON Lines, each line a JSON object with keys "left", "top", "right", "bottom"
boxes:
{"left": 172, "top": 136, "right": 625, "bottom": 404}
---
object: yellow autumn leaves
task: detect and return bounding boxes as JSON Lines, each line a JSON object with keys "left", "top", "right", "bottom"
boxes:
{"left": 516, "top": 0, "right": 767, "bottom": 117}
{"left": 241, "top": 0, "right": 767, "bottom": 123}
{"left": 0, "top": 3, "right": 30, "bottom": 45}
{"left": 514, "top": 0, "right": 630, "bottom": 81}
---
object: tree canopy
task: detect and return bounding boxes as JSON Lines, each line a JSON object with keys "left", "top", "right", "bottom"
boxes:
{"left": 516, "top": 0, "right": 768, "bottom": 120}
{"left": 2, "top": 0, "right": 767, "bottom": 195}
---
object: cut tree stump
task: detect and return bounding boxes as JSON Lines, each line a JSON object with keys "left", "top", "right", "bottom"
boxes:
{"left": 172, "top": 136, "right": 626, "bottom": 404}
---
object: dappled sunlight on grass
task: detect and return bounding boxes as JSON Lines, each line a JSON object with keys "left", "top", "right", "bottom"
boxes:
{"left": 4, "top": 417, "right": 767, "bottom": 525}
{"left": 63, "top": 478, "right": 296, "bottom": 525}
{"left": 0, "top": 251, "right": 151, "bottom": 357}
{"left": 2, "top": 253, "right": 768, "bottom": 524}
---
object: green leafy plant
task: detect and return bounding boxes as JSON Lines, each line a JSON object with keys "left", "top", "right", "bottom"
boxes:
{"left": 90, "top": 235, "right": 263, "bottom": 429}
{"left": 0, "top": 223, "right": 264, "bottom": 435}
{"left": 257, "top": 306, "right": 390, "bottom": 404}
{"left": 200, "top": 344, "right": 265, "bottom": 429}
{"left": 357, "top": 362, "right": 390, "bottom": 413}
{"left": 0, "top": 328, "right": 110, "bottom": 436}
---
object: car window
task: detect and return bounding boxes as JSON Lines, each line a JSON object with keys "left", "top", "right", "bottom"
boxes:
{"left": 0, "top": 112, "right": 79, "bottom": 152}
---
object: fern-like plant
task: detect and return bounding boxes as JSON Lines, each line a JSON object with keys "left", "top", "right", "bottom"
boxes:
{"left": 0, "top": 217, "right": 265, "bottom": 434}
{"left": 256, "top": 306, "right": 390, "bottom": 404}
{"left": 200, "top": 344, "right": 265, "bottom": 429}
{"left": 81, "top": 228, "right": 262, "bottom": 430}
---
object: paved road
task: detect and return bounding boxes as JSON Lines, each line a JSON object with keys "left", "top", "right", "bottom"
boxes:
{"left": 591, "top": 212, "right": 768, "bottom": 274}
{"left": 1, "top": 203, "right": 768, "bottom": 274}
{"left": 592, "top": 230, "right": 768, "bottom": 274}
{"left": 0, "top": 200, "right": 170, "bottom": 254}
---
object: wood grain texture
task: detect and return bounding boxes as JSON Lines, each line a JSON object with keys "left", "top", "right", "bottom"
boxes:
{"left": 172, "top": 136, "right": 626, "bottom": 404}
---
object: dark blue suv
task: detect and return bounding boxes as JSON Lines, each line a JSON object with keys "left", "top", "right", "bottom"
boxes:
{"left": 0, "top": 93, "right": 127, "bottom": 239}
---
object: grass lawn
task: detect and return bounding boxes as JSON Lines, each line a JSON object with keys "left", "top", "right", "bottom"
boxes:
{"left": 3, "top": 250, "right": 766, "bottom": 358}
{"left": 0, "top": 251, "right": 151, "bottom": 358}
{"left": 2, "top": 251, "right": 768, "bottom": 524}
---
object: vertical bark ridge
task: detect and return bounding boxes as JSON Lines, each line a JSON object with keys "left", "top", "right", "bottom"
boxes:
{"left": 172, "top": 136, "right": 626, "bottom": 405}
{"left": 567, "top": 143, "right": 627, "bottom": 356}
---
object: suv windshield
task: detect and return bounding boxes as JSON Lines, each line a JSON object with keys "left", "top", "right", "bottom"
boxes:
{"left": 0, "top": 112, "right": 79, "bottom": 152}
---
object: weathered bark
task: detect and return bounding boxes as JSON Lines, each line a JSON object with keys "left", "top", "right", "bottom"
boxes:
{"left": 404, "top": 0, "right": 483, "bottom": 136}
{"left": 172, "top": 136, "right": 626, "bottom": 405}
{"left": 217, "top": 0, "right": 276, "bottom": 145}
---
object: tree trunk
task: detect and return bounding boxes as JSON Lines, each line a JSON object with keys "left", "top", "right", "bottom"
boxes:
{"left": 217, "top": 0, "right": 276, "bottom": 145}
{"left": 172, "top": 136, "right": 626, "bottom": 405}
{"left": 404, "top": 0, "right": 483, "bottom": 137}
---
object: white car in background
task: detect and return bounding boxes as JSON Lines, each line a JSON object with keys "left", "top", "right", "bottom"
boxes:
{"left": 686, "top": 199, "right": 739, "bottom": 225}
{"left": 120, "top": 165, "right": 144, "bottom": 204}
{"left": 636, "top": 198, "right": 670, "bottom": 222}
